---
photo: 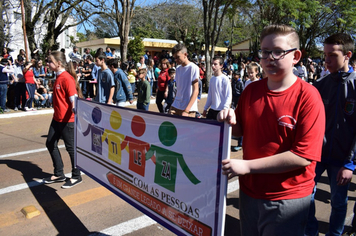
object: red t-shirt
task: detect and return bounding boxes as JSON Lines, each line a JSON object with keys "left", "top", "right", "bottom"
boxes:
{"left": 157, "top": 68, "right": 169, "bottom": 91}
{"left": 24, "top": 69, "right": 35, "bottom": 84}
{"left": 53, "top": 71, "right": 78, "bottom": 123}
{"left": 236, "top": 78, "right": 325, "bottom": 200}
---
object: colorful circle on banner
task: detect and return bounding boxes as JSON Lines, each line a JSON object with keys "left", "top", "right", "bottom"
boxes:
{"left": 110, "top": 110, "right": 122, "bottom": 130}
{"left": 131, "top": 115, "right": 145, "bottom": 137}
{"left": 159, "top": 121, "right": 177, "bottom": 147}
{"left": 92, "top": 107, "right": 102, "bottom": 124}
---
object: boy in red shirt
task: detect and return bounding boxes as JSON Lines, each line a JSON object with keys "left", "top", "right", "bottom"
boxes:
{"left": 218, "top": 25, "right": 326, "bottom": 235}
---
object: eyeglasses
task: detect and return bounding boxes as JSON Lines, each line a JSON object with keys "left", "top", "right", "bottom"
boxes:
{"left": 258, "top": 48, "right": 297, "bottom": 60}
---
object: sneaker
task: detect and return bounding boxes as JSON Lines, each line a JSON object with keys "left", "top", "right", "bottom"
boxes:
{"left": 24, "top": 107, "right": 30, "bottom": 111}
{"left": 233, "top": 146, "right": 242, "bottom": 151}
{"left": 43, "top": 176, "right": 66, "bottom": 184}
{"left": 342, "top": 230, "right": 356, "bottom": 236}
{"left": 14, "top": 107, "right": 18, "bottom": 111}
{"left": 61, "top": 177, "right": 82, "bottom": 189}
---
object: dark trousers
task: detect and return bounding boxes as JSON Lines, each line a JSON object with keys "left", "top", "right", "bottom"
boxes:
{"left": 0, "top": 83, "right": 7, "bottom": 110}
{"left": 206, "top": 109, "right": 220, "bottom": 120}
{"left": 156, "top": 90, "right": 165, "bottom": 113}
{"left": 137, "top": 102, "right": 149, "bottom": 111}
{"left": 46, "top": 119, "right": 80, "bottom": 179}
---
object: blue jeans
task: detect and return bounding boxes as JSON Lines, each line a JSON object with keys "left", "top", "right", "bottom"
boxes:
{"left": 0, "top": 83, "right": 7, "bottom": 110}
{"left": 305, "top": 162, "right": 350, "bottom": 236}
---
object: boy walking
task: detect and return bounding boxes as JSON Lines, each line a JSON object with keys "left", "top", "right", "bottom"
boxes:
{"left": 107, "top": 58, "right": 133, "bottom": 107}
{"left": 218, "top": 25, "right": 325, "bottom": 236}
{"left": 94, "top": 52, "right": 115, "bottom": 104}
{"left": 136, "top": 69, "right": 150, "bottom": 111}
{"left": 305, "top": 33, "right": 356, "bottom": 236}
{"left": 203, "top": 56, "right": 232, "bottom": 120}
{"left": 169, "top": 44, "right": 199, "bottom": 117}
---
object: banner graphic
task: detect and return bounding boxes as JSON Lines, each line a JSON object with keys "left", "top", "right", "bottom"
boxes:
{"left": 75, "top": 99, "right": 231, "bottom": 236}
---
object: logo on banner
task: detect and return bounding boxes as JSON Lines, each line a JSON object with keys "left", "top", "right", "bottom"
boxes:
{"left": 146, "top": 121, "right": 200, "bottom": 192}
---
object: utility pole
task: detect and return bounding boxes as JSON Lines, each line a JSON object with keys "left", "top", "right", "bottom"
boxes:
{"left": 20, "top": 0, "right": 29, "bottom": 61}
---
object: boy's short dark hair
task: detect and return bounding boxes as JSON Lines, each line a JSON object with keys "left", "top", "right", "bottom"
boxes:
{"left": 95, "top": 52, "right": 106, "bottom": 61}
{"left": 168, "top": 68, "right": 176, "bottom": 75}
{"left": 260, "top": 24, "right": 299, "bottom": 49}
{"left": 324, "top": 33, "right": 355, "bottom": 55}
{"left": 212, "top": 56, "right": 224, "bottom": 65}
{"left": 107, "top": 58, "right": 119, "bottom": 68}
{"left": 172, "top": 44, "right": 187, "bottom": 55}
{"left": 233, "top": 70, "right": 240, "bottom": 76}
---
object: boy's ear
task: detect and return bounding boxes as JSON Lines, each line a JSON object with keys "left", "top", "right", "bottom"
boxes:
{"left": 293, "top": 50, "right": 302, "bottom": 65}
{"left": 346, "top": 51, "right": 352, "bottom": 60}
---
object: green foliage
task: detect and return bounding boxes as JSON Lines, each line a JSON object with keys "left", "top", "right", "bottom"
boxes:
{"left": 127, "top": 36, "right": 145, "bottom": 63}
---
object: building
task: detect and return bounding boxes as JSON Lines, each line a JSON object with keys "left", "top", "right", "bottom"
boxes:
{"left": 3, "top": 0, "right": 78, "bottom": 60}
{"left": 231, "top": 38, "right": 251, "bottom": 53}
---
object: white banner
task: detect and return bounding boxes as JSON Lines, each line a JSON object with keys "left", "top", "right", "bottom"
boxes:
{"left": 75, "top": 98, "right": 231, "bottom": 236}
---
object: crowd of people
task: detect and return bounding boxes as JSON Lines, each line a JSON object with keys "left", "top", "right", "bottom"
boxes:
{"left": 1, "top": 25, "right": 356, "bottom": 235}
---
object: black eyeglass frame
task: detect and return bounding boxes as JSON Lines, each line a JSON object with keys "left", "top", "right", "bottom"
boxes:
{"left": 258, "top": 48, "right": 297, "bottom": 60}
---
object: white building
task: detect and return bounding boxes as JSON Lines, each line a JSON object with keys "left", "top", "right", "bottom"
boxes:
{"left": 3, "top": 0, "right": 78, "bottom": 60}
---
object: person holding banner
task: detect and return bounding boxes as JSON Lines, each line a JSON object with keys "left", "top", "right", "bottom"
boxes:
{"left": 217, "top": 25, "right": 325, "bottom": 235}
{"left": 43, "top": 51, "right": 83, "bottom": 189}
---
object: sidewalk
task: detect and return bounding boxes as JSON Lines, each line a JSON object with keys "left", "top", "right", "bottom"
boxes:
{"left": 0, "top": 94, "right": 208, "bottom": 119}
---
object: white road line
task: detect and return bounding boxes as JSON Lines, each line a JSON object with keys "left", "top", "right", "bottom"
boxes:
{"left": 0, "top": 145, "right": 65, "bottom": 159}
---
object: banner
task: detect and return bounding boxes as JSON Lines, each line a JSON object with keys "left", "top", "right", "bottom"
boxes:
{"left": 75, "top": 99, "right": 231, "bottom": 236}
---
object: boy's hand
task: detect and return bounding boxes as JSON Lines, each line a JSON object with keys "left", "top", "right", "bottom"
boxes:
{"left": 217, "top": 108, "right": 236, "bottom": 125}
{"left": 222, "top": 159, "right": 249, "bottom": 179}
{"left": 336, "top": 167, "right": 353, "bottom": 186}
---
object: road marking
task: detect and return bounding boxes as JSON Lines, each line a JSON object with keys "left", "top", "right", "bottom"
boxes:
{"left": 0, "top": 145, "right": 65, "bottom": 159}
{"left": 0, "top": 172, "right": 72, "bottom": 196}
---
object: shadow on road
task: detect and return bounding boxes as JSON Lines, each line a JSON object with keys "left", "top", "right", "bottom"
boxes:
{"left": 0, "top": 159, "right": 93, "bottom": 236}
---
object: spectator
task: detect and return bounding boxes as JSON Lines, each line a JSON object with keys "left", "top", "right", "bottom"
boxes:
{"left": 0, "top": 58, "right": 14, "bottom": 112}
{"left": 2, "top": 48, "right": 13, "bottom": 63}
{"left": 136, "top": 69, "right": 150, "bottom": 111}
{"left": 147, "top": 58, "right": 155, "bottom": 98}
{"left": 218, "top": 24, "right": 325, "bottom": 236}
{"left": 94, "top": 52, "right": 115, "bottom": 104}
{"left": 127, "top": 63, "right": 137, "bottom": 97}
{"left": 297, "top": 61, "right": 307, "bottom": 81}
{"left": 203, "top": 56, "right": 232, "bottom": 120}
{"left": 82, "top": 55, "right": 95, "bottom": 99}
{"left": 33, "top": 60, "right": 46, "bottom": 86}
{"left": 105, "top": 47, "right": 113, "bottom": 59}
{"left": 169, "top": 44, "right": 199, "bottom": 117}
{"left": 68, "top": 46, "right": 81, "bottom": 63}
{"left": 156, "top": 58, "right": 170, "bottom": 113}
{"left": 11, "top": 57, "right": 26, "bottom": 111}
{"left": 137, "top": 56, "right": 147, "bottom": 70}
{"left": 23, "top": 61, "right": 37, "bottom": 111}
{"left": 244, "top": 62, "right": 260, "bottom": 87}
{"left": 165, "top": 68, "right": 177, "bottom": 113}
{"left": 17, "top": 49, "right": 26, "bottom": 64}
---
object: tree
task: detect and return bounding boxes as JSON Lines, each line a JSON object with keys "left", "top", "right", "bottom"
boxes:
{"left": 202, "top": 0, "right": 239, "bottom": 89}
{"left": 21, "top": 0, "right": 102, "bottom": 56}
{"left": 127, "top": 35, "right": 144, "bottom": 63}
{"left": 41, "top": 0, "right": 102, "bottom": 55}
{"left": 113, "top": 0, "right": 137, "bottom": 62}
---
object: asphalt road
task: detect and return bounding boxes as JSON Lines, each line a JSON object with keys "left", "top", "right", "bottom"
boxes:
{"left": 1, "top": 96, "right": 356, "bottom": 236}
